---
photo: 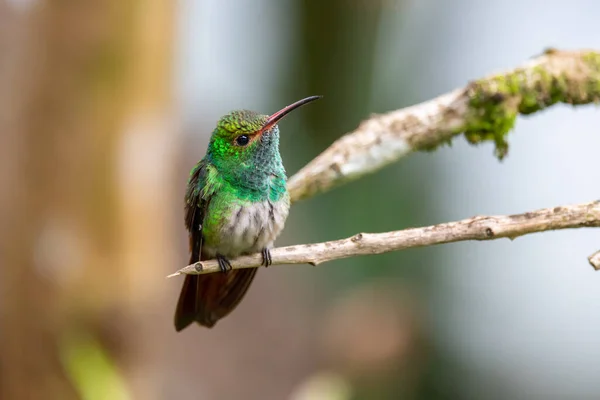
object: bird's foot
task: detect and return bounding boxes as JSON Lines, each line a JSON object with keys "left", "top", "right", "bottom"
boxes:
{"left": 216, "top": 254, "right": 233, "bottom": 273}
{"left": 261, "top": 248, "right": 272, "bottom": 267}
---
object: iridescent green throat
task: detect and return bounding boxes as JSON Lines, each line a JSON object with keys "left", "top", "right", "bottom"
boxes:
{"left": 205, "top": 116, "right": 287, "bottom": 203}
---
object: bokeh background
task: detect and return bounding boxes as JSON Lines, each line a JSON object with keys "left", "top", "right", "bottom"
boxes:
{"left": 1, "top": 0, "right": 600, "bottom": 399}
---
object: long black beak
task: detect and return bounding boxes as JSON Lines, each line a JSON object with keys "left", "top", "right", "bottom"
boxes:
{"left": 262, "top": 95, "right": 322, "bottom": 132}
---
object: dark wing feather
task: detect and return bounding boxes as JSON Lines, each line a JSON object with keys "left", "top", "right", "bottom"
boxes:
{"left": 174, "top": 161, "right": 258, "bottom": 331}
{"left": 174, "top": 161, "right": 208, "bottom": 331}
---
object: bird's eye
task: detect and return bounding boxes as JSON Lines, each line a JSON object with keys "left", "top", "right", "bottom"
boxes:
{"left": 235, "top": 135, "right": 250, "bottom": 146}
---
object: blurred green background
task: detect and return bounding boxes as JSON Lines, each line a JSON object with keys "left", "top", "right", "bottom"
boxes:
{"left": 1, "top": 0, "right": 600, "bottom": 399}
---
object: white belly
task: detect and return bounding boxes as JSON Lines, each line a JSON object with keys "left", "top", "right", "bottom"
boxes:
{"left": 202, "top": 196, "right": 290, "bottom": 258}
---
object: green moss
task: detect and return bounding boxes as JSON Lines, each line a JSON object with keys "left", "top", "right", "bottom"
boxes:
{"left": 583, "top": 53, "right": 600, "bottom": 101}
{"left": 418, "top": 51, "right": 600, "bottom": 159}
{"left": 584, "top": 52, "right": 600, "bottom": 69}
{"left": 465, "top": 77, "right": 520, "bottom": 160}
{"left": 420, "top": 137, "right": 453, "bottom": 152}
{"left": 463, "top": 53, "right": 600, "bottom": 160}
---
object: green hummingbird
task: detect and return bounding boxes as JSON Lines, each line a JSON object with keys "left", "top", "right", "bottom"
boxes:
{"left": 174, "top": 95, "right": 321, "bottom": 331}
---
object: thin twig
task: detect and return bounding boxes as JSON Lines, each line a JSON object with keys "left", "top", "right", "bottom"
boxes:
{"left": 168, "top": 200, "right": 600, "bottom": 277}
{"left": 287, "top": 49, "right": 600, "bottom": 203}
{"left": 589, "top": 250, "right": 600, "bottom": 271}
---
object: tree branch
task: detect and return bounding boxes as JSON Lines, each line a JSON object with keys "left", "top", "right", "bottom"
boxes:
{"left": 167, "top": 49, "right": 600, "bottom": 278}
{"left": 168, "top": 200, "right": 600, "bottom": 277}
{"left": 589, "top": 250, "right": 600, "bottom": 271}
{"left": 287, "top": 49, "right": 600, "bottom": 203}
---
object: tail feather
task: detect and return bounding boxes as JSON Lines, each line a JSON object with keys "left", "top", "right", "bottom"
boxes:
{"left": 174, "top": 275, "right": 200, "bottom": 331}
{"left": 174, "top": 267, "right": 258, "bottom": 331}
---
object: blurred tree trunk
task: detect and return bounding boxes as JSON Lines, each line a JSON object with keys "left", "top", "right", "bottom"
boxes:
{"left": 0, "top": 1, "right": 175, "bottom": 399}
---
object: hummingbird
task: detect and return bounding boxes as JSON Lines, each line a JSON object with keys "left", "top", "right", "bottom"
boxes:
{"left": 174, "top": 95, "right": 321, "bottom": 331}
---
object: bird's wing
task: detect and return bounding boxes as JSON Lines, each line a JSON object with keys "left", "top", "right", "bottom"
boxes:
{"left": 184, "top": 160, "right": 210, "bottom": 262}
{"left": 174, "top": 161, "right": 257, "bottom": 330}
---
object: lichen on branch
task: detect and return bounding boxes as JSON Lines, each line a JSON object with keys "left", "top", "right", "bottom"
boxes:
{"left": 464, "top": 49, "right": 600, "bottom": 159}
{"left": 287, "top": 49, "right": 600, "bottom": 203}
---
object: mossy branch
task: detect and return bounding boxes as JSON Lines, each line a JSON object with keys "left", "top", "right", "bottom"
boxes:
{"left": 169, "top": 201, "right": 600, "bottom": 277}
{"left": 168, "top": 48, "right": 600, "bottom": 279}
{"left": 287, "top": 49, "right": 600, "bottom": 203}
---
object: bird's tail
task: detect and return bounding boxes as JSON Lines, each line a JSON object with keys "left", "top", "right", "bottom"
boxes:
{"left": 174, "top": 266, "right": 257, "bottom": 331}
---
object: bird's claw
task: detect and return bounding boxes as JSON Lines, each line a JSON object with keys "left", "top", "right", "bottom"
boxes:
{"left": 261, "top": 248, "right": 272, "bottom": 267}
{"left": 217, "top": 254, "right": 232, "bottom": 273}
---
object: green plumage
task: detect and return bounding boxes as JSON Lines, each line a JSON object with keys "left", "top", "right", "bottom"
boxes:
{"left": 174, "top": 96, "right": 321, "bottom": 331}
